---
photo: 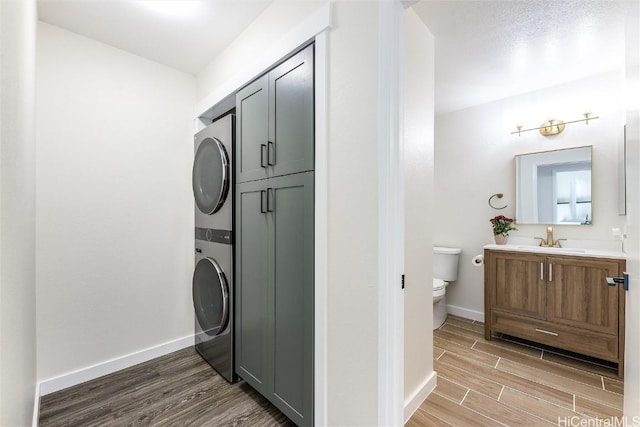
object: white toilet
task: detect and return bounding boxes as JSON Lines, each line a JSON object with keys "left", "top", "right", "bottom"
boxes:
{"left": 433, "top": 246, "right": 462, "bottom": 329}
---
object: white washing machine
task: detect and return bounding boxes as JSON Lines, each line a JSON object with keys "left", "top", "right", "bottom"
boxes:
{"left": 192, "top": 113, "right": 235, "bottom": 383}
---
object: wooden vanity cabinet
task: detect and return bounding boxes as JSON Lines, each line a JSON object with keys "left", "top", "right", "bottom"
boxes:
{"left": 484, "top": 249, "right": 626, "bottom": 377}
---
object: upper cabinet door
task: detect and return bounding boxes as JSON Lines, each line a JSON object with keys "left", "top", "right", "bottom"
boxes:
{"left": 237, "top": 45, "right": 314, "bottom": 183}
{"left": 268, "top": 45, "right": 314, "bottom": 178}
{"left": 237, "top": 75, "right": 269, "bottom": 183}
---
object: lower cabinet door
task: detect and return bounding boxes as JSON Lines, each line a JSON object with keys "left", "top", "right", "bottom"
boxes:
{"left": 545, "top": 256, "right": 621, "bottom": 336}
{"left": 235, "top": 172, "right": 314, "bottom": 427}
{"left": 487, "top": 251, "right": 547, "bottom": 320}
{"left": 270, "top": 172, "right": 314, "bottom": 426}
{"left": 235, "top": 180, "right": 271, "bottom": 395}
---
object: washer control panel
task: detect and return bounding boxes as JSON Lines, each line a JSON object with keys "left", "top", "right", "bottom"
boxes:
{"left": 195, "top": 227, "right": 233, "bottom": 245}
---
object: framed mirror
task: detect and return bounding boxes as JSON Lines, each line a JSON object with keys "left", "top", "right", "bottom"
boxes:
{"left": 515, "top": 146, "right": 592, "bottom": 225}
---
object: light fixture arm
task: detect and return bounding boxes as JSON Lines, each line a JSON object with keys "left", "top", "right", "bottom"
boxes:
{"left": 512, "top": 113, "right": 598, "bottom": 136}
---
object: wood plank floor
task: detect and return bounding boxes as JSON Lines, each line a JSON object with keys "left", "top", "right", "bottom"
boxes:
{"left": 39, "top": 347, "right": 293, "bottom": 427}
{"left": 40, "top": 315, "right": 624, "bottom": 426}
{"left": 407, "top": 315, "right": 624, "bottom": 427}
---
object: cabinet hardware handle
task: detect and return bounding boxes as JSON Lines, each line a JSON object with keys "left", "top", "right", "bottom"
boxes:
{"left": 260, "top": 144, "right": 267, "bottom": 168}
{"left": 267, "top": 188, "right": 274, "bottom": 212}
{"left": 260, "top": 190, "right": 266, "bottom": 213}
{"left": 549, "top": 264, "right": 553, "bottom": 282}
{"left": 540, "top": 262, "right": 544, "bottom": 281}
{"left": 535, "top": 328, "right": 559, "bottom": 337}
{"left": 267, "top": 141, "right": 275, "bottom": 166}
{"left": 607, "top": 273, "right": 630, "bottom": 291}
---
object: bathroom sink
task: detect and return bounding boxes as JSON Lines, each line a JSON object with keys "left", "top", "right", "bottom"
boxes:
{"left": 484, "top": 242, "right": 626, "bottom": 260}
{"left": 515, "top": 245, "right": 586, "bottom": 254}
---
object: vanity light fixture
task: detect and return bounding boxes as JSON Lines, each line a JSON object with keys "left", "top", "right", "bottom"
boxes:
{"left": 512, "top": 113, "right": 599, "bottom": 137}
{"left": 539, "top": 119, "right": 566, "bottom": 136}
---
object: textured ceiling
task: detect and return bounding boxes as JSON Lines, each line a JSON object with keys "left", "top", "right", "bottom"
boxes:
{"left": 38, "top": 1, "right": 629, "bottom": 111}
{"left": 412, "top": 0, "right": 627, "bottom": 114}
{"left": 37, "top": 0, "right": 273, "bottom": 75}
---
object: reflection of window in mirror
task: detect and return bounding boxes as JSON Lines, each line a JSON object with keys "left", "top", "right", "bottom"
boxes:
{"left": 515, "top": 146, "right": 592, "bottom": 225}
{"left": 552, "top": 166, "right": 591, "bottom": 224}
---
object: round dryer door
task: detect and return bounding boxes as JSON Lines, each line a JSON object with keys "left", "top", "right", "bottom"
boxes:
{"left": 192, "top": 137, "right": 229, "bottom": 215}
{"left": 193, "top": 257, "right": 229, "bottom": 336}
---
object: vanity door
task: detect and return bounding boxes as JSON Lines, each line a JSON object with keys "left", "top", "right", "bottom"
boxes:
{"left": 488, "top": 251, "right": 547, "bottom": 320}
{"left": 546, "top": 256, "right": 622, "bottom": 336}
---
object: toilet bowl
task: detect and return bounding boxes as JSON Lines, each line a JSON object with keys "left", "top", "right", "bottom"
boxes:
{"left": 433, "top": 278, "right": 448, "bottom": 329}
{"left": 433, "top": 246, "right": 461, "bottom": 330}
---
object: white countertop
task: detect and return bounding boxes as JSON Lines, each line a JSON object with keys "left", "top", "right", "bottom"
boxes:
{"left": 483, "top": 243, "right": 626, "bottom": 260}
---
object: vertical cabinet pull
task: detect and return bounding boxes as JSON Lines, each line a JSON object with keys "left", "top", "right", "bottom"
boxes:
{"left": 260, "top": 144, "right": 267, "bottom": 168}
{"left": 548, "top": 264, "right": 553, "bottom": 282}
{"left": 267, "top": 141, "right": 275, "bottom": 166}
{"left": 260, "top": 190, "right": 266, "bottom": 213}
{"left": 267, "top": 188, "right": 274, "bottom": 212}
{"left": 540, "top": 262, "right": 544, "bottom": 281}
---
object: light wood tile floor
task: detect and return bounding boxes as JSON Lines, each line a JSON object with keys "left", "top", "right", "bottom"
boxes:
{"left": 408, "top": 315, "right": 624, "bottom": 427}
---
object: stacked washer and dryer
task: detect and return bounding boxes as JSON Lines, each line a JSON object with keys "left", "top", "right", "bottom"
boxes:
{"left": 191, "top": 113, "right": 236, "bottom": 383}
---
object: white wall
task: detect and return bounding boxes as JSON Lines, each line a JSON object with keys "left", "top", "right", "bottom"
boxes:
{"left": 435, "top": 71, "right": 626, "bottom": 317}
{"left": 0, "top": 0, "right": 37, "bottom": 424}
{"left": 36, "top": 22, "right": 196, "bottom": 383}
{"left": 196, "top": 0, "right": 327, "bottom": 106}
{"left": 403, "top": 5, "right": 435, "bottom": 419}
{"left": 326, "top": 2, "right": 381, "bottom": 424}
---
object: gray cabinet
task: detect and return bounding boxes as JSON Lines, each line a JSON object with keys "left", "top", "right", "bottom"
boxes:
{"left": 235, "top": 172, "right": 314, "bottom": 426}
{"left": 235, "top": 43, "right": 315, "bottom": 426}
{"left": 235, "top": 41, "right": 314, "bottom": 426}
{"left": 236, "top": 45, "right": 314, "bottom": 183}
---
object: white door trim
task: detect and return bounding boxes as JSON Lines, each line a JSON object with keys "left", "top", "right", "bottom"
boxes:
{"left": 313, "top": 29, "right": 329, "bottom": 427}
{"left": 377, "top": 1, "right": 405, "bottom": 425}
{"left": 624, "top": 0, "right": 640, "bottom": 416}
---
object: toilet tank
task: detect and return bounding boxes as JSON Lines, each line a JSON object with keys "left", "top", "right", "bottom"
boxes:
{"left": 433, "top": 246, "right": 462, "bottom": 281}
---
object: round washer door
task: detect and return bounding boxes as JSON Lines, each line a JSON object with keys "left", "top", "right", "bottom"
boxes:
{"left": 192, "top": 257, "right": 229, "bottom": 336}
{"left": 192, "top": 137, "right": 229, "bottom": 215}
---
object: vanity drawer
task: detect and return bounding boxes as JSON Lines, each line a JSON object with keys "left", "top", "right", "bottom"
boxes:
{"left": 491, "top": 310, "right": 618, "bottom": 362}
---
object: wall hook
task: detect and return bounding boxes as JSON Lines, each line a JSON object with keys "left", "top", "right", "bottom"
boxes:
{"left": 488, "top": 193, "right": 507, "bottom": 210}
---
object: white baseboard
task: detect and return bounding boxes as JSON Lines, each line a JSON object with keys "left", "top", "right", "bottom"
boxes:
{"left": 32, "top": 381, "right": 40, "bottom": 427}
{"left": 403, "top": 371, "right": 437, "bottom": 423}
{"left": 447, "top": 304, "right": 484, "bottom": 322}
{"left": 39, "top": 334, "right": 194, "bottom": 396}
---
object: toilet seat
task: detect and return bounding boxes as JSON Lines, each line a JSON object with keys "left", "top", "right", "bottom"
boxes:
{"left": 433, "top": 278, "right": 447, "bottom": 291}
{"left": 433, "top": 278, "right": 447, "bottom": 298}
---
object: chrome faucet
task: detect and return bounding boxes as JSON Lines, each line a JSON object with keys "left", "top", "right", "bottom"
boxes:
{"left": 535, "top": 227, "right": 566, "bottom": 248}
